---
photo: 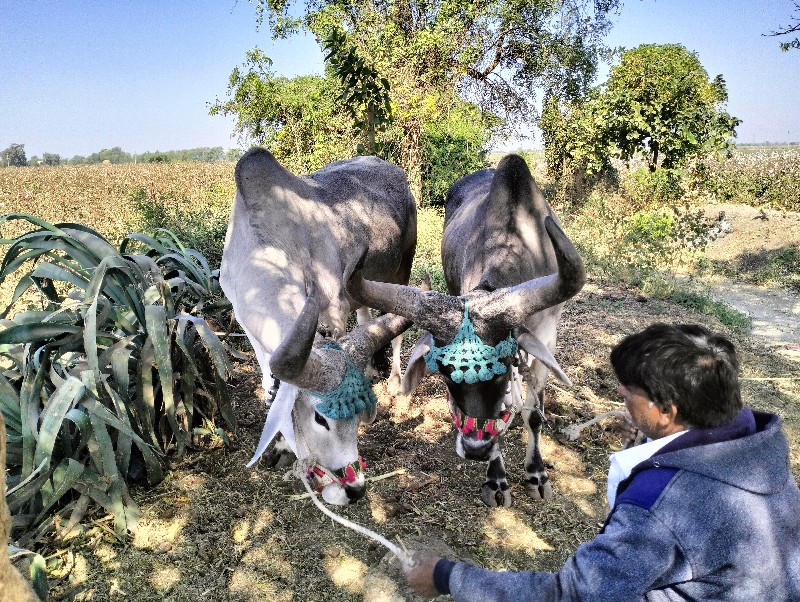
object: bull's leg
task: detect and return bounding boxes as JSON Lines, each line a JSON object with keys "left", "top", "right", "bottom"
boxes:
{"left": 481, "top": 442, "right": 512, "bottom": 507}
{"left": 262, "top": 434, "right": 296, "bottom": 469}
{"left": 522, "top": 389, "right": 554, "bottom": 501}
{"left": 357, "top": 307, "right": 382, "bottom": 380}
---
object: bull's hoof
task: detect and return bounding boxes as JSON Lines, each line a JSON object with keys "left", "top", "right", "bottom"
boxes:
{"left": 524, "top": 474, "right": 554, "bottom": 501}
{"left": 481, "top": 480, "right": 512, "bottom": 508}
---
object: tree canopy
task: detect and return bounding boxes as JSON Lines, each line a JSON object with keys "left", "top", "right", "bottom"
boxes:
{"left": 233, "top": 0, "right": 619, "bottom": 199}
{"left": 1, "top": 143, "right": 27, "bottom": 167}
{"left": 542, "top": 43, "right": 741, "bottom": 181}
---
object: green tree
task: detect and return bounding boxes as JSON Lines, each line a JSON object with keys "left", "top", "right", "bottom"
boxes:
{"left": 602, "top": 44, "right": 740, "bottom": 171}
{"left": 42, "top": 152, "right": 61, "bottom": 166}
{"left": 1, "top": 143, "right": 27, "bottom": 167}
{"left": 240, "top": 0, "right": 619, "bottom": 199}
{"left": 542, "top": 43, "right": 741, "bottom": 186}
{"left": 322, "top": 27, "right": 392, "bottom": 156}
{"left": 86, "top": 147, "right": 132, "bottom": 164}
{"left": 211, "top": 48, "right": 356, "bottom": 173}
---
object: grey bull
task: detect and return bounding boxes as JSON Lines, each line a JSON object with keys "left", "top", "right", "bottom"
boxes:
{"left": 220, "top": 148, "right": 417, "bottom": 505}
{"left": 347, "top": 154, "right": 586, "bottom": 507}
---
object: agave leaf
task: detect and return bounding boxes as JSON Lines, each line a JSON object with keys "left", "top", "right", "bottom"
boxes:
{"left": 0, "top": 213, "right": 68, "bottom": 243}
{"left": 75, "top": 467, "right": 136, "bottom": 535}
{"left": 154, "top": 228, "right": 187, "bottom": 254}
{"left": 33, "top": 376, "right": 85, "bottom": 471}
{"left": 125, "top": 253, "right": 164, "bottom": 279}
{"left": 19, "top": 357, "right": 47, "bottom": 477}
{"left": 214, "top": 371, "right": 236, "bottom": 431}
{"left": 12, "top": 310, "right": 80, "bottom": 326}
{"left": 177, "top": 314, "right": 234, "bottom": 428}
{"left": 97, "top": 384, "right": 165, "bottom": 485}
{"left": 35, "top": 458, "right": 85, "bottom": 522}
{"left": 6, "top": 458, "right": 50, "bottom": 512}
{"left": 120, "top": 232, "right": 171, "bottom": 256}
{"left": 157, "top": 253, "right": 208, "bottom": 288}
{"left": 0, "top": 246, "right": 51, "bottom": 282}
{"left": 84, "top": 293, "right": 102, "bottom": 382}
{"left": 178, "top": 313, "right": 232, "bottom": 380}
{"left": 63, "top": 493, "right": 92, "bottom": 538}
{"left": 174, "top": 319, "right": 201, "bottom": 380}
{"left": 0, "top": 372, "right": 22, "bottom": 431}
{"left": 57, "top": 224, "right": 118, "bottom": 259}
{"left": 83, "top": 256, "right": 147, "bottom": 324}
{"left": 0, "top": 323, "right": 82, "bottom": 344}
{"left": 136, "top": 338, "right": 160, "bottom": 447}
{"left": 106, "top": 343, "right": 134, "bottom": 406}
{"left": 1, "top": 232, "right": 105, "bottom": 288}
{"left": 145, "top": 305, "right": 186, "bottom": 453}
{"left": 85, "top": 414, "right": 135, "bottom": 534}
{"left": 30, "top": 261, "right": 90, "bottom": 291}
{"left": 64, "top": 407, "right": 92, "bottom": 452}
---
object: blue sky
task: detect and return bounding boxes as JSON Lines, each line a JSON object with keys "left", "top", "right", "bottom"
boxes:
{"left": 1, "top": 0, "right": 798, "bottom": 159}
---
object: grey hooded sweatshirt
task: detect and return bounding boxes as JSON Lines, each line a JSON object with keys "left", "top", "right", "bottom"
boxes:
{"left": 436, "top": 408, "right": 800, "bottom": 601}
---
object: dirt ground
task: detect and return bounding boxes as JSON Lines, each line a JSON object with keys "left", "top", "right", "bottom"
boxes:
{"left": 26, "top": 205, "right": 800, "bottom": 601}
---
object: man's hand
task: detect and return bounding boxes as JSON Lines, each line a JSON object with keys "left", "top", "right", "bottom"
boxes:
{"left": 616, "top": 411, "right": 640, "bottom": 448}
{"left": 403, "top": 552, "right": 443, "bottom": 598}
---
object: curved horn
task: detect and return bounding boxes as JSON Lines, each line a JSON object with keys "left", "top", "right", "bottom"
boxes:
{"left": 473, "top": 216, "right": 586, "bottom": 331}
{"left": 269, "top": 285, "right": 340, "bottom": 391}
{"left": 346, "top": 257, "right": 461, "bottom": 339}
{"left": 340, "top": 275, "right": 432, "bottom": 368}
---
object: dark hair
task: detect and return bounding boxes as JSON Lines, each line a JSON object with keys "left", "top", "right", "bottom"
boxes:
{"left": 610, "top": 323, "right": 742, "bottom": 428}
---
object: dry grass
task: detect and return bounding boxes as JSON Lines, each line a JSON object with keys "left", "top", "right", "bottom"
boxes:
{"left": 17, "top": 283, "right": 797, "bottom": 602}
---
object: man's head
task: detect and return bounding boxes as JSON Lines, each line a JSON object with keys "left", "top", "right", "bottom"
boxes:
{"left": 611, "top": 323, "right": 742, "bottom": 433}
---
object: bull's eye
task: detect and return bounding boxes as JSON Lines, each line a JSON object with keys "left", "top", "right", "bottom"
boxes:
{"left": 314, "top": 411, "right": 331, "bottom": 430}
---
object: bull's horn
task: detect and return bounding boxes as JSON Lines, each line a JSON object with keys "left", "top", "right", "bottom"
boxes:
{"left": 473, "top": 216, "right": 586, "bottom": 331}
{"left": 339, "top": 313, "right": 413, "bottom": 369}
{"left": 269, "top": 285, "right": 340, "bottom": 392}
{"left": 340, "top": 275, "right": 432, "bottom": 368}
{"left": 346, "top": 262, "right": 461, "bottom": 337}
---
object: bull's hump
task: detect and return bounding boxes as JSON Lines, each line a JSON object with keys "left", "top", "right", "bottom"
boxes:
{"left": 235, "top": 148, "right": 312, "bottom": 208}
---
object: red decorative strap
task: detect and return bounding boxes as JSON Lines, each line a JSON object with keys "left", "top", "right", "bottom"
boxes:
{"left": 450, "top": 407, "right": 513, "bottom": 441}
{"left": 306, "top": 456, "right": 366, "bottom": 491}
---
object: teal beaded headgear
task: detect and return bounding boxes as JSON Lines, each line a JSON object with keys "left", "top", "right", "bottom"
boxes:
{"left": 424, "top": 300, "right": 518, "bottom": 384}
{"left": 311, "top": 342, "right": 378, "bottom": 420}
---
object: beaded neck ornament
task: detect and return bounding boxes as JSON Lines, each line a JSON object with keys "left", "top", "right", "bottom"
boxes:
{"left": 424, "top": 300, "right": 518, "bottom": 384}
{"left": 311, "top": 342, "right": 377, "bottom": 420}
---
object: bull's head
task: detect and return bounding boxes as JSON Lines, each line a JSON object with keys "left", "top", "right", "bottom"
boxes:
{"left": 248, "top": 285, "right": 413, "bottom": 505}
{"left": 346, "top": 217, "right": 586, "bottom": 462}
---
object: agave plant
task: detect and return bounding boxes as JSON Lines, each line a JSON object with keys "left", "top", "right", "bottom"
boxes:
{"left": 0, "top": 214, "right": 234, "bottom": 536}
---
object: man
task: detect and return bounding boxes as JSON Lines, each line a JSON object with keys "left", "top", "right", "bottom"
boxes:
{"left": 403, "top": 323, "right": 800, "bottom": 600}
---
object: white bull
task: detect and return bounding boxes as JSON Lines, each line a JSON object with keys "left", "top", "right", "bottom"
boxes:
{"left": 346, "top": 154, "right": 585, "bottom": 507}
{"left": 221, "top": 148, "right": 417, "bottom": 504}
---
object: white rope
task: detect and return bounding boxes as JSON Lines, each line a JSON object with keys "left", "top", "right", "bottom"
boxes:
{"left": 297, "top": 471, "right": 414, "bottom": 566}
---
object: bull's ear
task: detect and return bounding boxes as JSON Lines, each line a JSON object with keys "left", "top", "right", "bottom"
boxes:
{"left": 361, "top": 401, "right": 379, "bottom": 425}
{"left": 400, "top": 332, "right": 434, "bottom": 395}
{"left": 512, "top": 326, "right": 572, "bottom": 386}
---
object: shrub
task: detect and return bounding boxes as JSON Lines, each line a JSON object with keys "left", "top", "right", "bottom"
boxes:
{"left": 0, "top": 215, "right": 233, "bottom": 537}
{"left": 410, "top": 206, "right": 446, "bottom": 292}
{"left": 566, "top": 193, "right": 710, "bottom": 289}
{"left": 695, "top": 150, "right": 800, "bottom": 211}
{"left": 622, "top": 167, "right": 684, "bottom": 210}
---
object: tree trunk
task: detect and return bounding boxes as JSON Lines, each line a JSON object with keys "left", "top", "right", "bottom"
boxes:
{"left": 401, "top": 119, "right": 423, "bottom": 204}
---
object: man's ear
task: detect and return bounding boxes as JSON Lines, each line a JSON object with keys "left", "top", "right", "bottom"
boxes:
{"left": 658, "top": 403, "right": 681, "bottom": 427}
